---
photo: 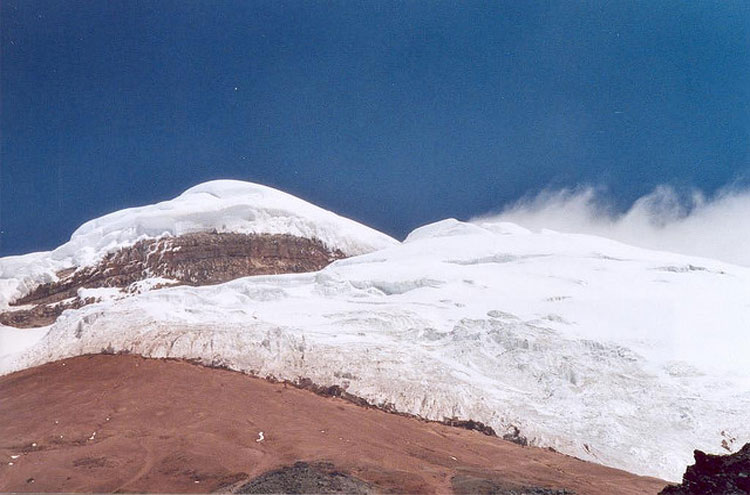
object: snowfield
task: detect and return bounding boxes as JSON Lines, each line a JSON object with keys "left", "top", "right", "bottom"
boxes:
{"left": 1, "top": 181, "right": 749, "bottom": 482}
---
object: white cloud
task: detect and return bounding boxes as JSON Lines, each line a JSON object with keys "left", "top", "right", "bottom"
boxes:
{"left": 473, "top": 184, "right": 750, "bottom": 267}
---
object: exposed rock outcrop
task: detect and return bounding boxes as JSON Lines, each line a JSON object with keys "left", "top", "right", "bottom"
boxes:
{"left": 232, "top": 462, "right": 373, "bottom": 494}
{"left": 660, "top": 443, "right": 750, "bottom": 495}
{"left": 0, "top": 232, "right": 345, "bottom": 328}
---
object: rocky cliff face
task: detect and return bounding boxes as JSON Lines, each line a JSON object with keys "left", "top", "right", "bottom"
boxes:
{"left": 660, "top": 443, "right": 750, "bottom": 495}
{"left": 0, "top": 232, "right": 345, "bottom": 328}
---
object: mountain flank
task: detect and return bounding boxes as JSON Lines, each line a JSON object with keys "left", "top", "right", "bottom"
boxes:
{"left": 0, "top": 354, "right": 667, "bottom": 494}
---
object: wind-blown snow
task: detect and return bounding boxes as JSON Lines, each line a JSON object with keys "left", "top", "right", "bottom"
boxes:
{"left": 475, "top": 185, "right": 750, "bottom": 267}
{"left": 0, "top": 180, "right": 398, "bottom": 309}
{"left": 1, "top": 183, "right": 749, "bottom": 482}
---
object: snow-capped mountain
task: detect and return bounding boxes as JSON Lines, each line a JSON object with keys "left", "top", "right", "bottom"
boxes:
{"left": 1, "top": 180, "right": 748, "bottom": 482}
{"left": 0, "top": 180, "right": 399, "bottom": 313}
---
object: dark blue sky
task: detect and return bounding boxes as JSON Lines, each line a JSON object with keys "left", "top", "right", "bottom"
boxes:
{"left": 1, "top": 1, "right": 748, "bottom": 255}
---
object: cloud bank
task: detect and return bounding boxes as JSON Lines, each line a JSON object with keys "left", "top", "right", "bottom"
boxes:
{"left": 473, "top": 185, "right": 750, "bottom": 267}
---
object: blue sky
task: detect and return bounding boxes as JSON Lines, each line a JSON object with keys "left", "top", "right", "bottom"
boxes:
{"left": 1, "top": 0, "right": 748, "bottom": 255}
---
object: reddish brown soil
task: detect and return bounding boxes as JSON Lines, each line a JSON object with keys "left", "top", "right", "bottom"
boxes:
{"left": 0, "top": 355, "right": 668, "bottom": 494}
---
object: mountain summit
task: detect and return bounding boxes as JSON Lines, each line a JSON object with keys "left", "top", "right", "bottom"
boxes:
{"left": 0, "top": 180, "right": 398, "bottom": 327}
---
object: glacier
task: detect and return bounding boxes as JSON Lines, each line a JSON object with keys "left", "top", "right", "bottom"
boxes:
{"left": 1, "top": 180, "right": 749, "bottom": 482}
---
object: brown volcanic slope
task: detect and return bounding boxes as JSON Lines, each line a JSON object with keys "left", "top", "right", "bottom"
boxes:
{"left": 0, "top": 232, "right": 345, "bottom": 328}
{"left": 0, "top": 355, "right": 667, "bottom": 494}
